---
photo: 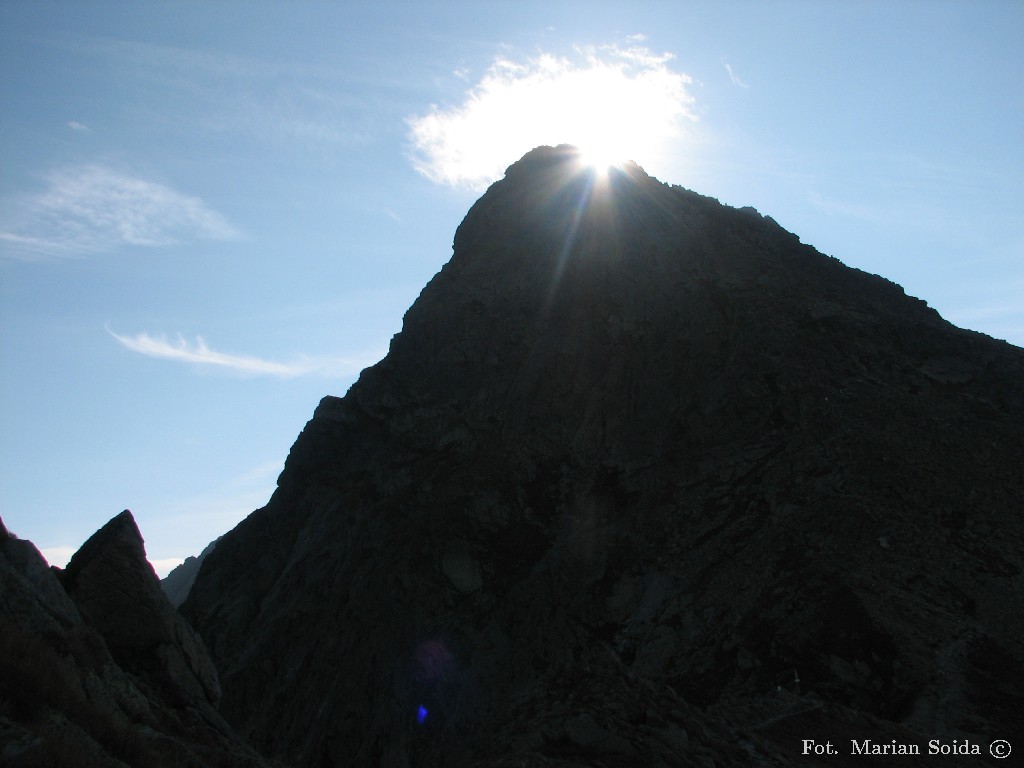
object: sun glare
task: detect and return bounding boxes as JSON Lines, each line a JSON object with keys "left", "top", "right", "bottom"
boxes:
{"left": 577, "top": 141, "right": 629, "bottom": 176}
{"left": 408, "top": 44, "right": 696, "bottom": 189}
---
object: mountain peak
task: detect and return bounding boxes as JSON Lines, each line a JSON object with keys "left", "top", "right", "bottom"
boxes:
{"left": 183, "top": 157, "right": 1024, "bottom": 766}
{"left": 63, "top": 509, "right": 145, "bottom": 583}
{"left": 504, "top": 142, "right": 582, "bottom": 170}
{"left": 1, "top": 508, "right": 277, "bottom": 765}
{"left": 502, "top": 143, "right": 649, "bottom": 181}
{"left": 61, "top": 509, "right": 222, "bottom": 708}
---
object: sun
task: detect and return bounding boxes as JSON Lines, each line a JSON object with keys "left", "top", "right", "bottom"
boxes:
{"left": 576, "top": 139, "right": 630, "bottom": 176}
{"left": 563, "top": 80, "right": 644, "bottom": 174}
{"left": 408, "top": 44, "right": 695, "bottom": 189}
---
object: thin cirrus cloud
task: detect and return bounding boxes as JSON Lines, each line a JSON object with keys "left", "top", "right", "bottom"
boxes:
{"left": 722, "top": 59, "right": 750, "bottom": 89}
{"left": 86, "top": 38, "right": 370, "bottom": 149}
{"left": 108, "top": 327, "right": 376, "bottom": 379}
{"left": 0, "top": 164, "right": 239, "bottom": 259}
{"left": 407, "top": 43, "right": 696, "bottom": 190}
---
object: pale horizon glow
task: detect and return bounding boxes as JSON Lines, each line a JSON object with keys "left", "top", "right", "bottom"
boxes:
{"left": 408, "top": 44, "right": 695, "bottom": 189}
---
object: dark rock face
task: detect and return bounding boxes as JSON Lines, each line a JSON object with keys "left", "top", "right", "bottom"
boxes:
{"left": 60, "top": 510, "right": 221, "bottom": 708}
{"left": 0, "top": 512, "right": 275, "bottom": 768}
{"left": 184, "top": 145, "right": 1024, "bottom": 766}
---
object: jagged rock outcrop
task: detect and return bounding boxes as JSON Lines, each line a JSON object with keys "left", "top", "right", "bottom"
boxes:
{"left": 59, "top": 510, "right": 221, "bottom": 708}
{"left": 0, "top": 513, "right": 275, "bottom": 768}
{"left": 162, "top": 537, "right": 219, "bottom": 608}
{"left": 184, "top": 145, "right": 1024, "bottom": 766}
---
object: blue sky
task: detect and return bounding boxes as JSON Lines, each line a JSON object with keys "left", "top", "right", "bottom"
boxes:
{"left": 2, "top": 1, "right": 1021, "bottom": 576}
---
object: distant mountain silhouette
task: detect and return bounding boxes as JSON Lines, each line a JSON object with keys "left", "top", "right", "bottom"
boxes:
{"left": 4, "top": 146, "right": 1021, "bottom": 766}
{"left": 162, "top": 536, "right": 220, "bottom": 607}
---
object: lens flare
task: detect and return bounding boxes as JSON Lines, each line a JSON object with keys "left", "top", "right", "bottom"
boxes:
{"left": 414, "top": 639, "right": 454, "bottom": 682}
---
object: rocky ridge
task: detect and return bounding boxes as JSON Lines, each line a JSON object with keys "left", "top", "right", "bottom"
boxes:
{"left": 183, "top": 145, "right": 1024, "bottom": 766}
{"left": 0, "top": 512, "right": 275, "bottom": 768}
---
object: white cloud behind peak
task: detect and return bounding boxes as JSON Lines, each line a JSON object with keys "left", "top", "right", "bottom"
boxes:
{"left": 407, "top": 43, "right": 696, "bottom": 190}
{"left": 108, "top": 327, "right": 377, "bottom": 379}
{"left": 1, "top": 165, "right": 239, "bottom": 259}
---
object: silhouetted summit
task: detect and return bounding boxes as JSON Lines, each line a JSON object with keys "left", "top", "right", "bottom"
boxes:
{"left": 60, "top": 510, "right": 221, "bottom": 708}
{"left": 182, "top": 146, "right": 1023, "bottom": 766}
{"left": 6, "top": 145, "right": 1019, "bottom": 767}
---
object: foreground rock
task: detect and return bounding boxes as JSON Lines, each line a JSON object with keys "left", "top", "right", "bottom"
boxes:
{"left": 59, "top": 510, "right": 222, "bottom": 710}
{"left": 0, "top": 513, "right": 275, "bottom": 768}
{"left": 174, "top": 145, "right": 1021, "bottom": 766}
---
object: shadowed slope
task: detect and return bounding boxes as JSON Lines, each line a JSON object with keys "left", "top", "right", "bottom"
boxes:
{"left": 185, "top": 145, "right": 1024, "bottom": 767}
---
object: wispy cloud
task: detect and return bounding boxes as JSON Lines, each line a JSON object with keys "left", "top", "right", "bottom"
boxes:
{"left": 722, "top": 58, "right": 749, "bottom": 89}
{"left": 67, "top": 120, "right": 89, "bottom": 131}
{"left": 108, "top": 327, "right": 377, "bottom": 378}
{"left": 1, "top": 165, "right": 239, "bottom": 259}
{"left": 407, "top": 43, "right": 696, "bottom": 189}
{"left": 90, "top": 37, "right": 262, "bottom": 80}
{"left": 84, "top": 38, "right": 372, "bottom": 150}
